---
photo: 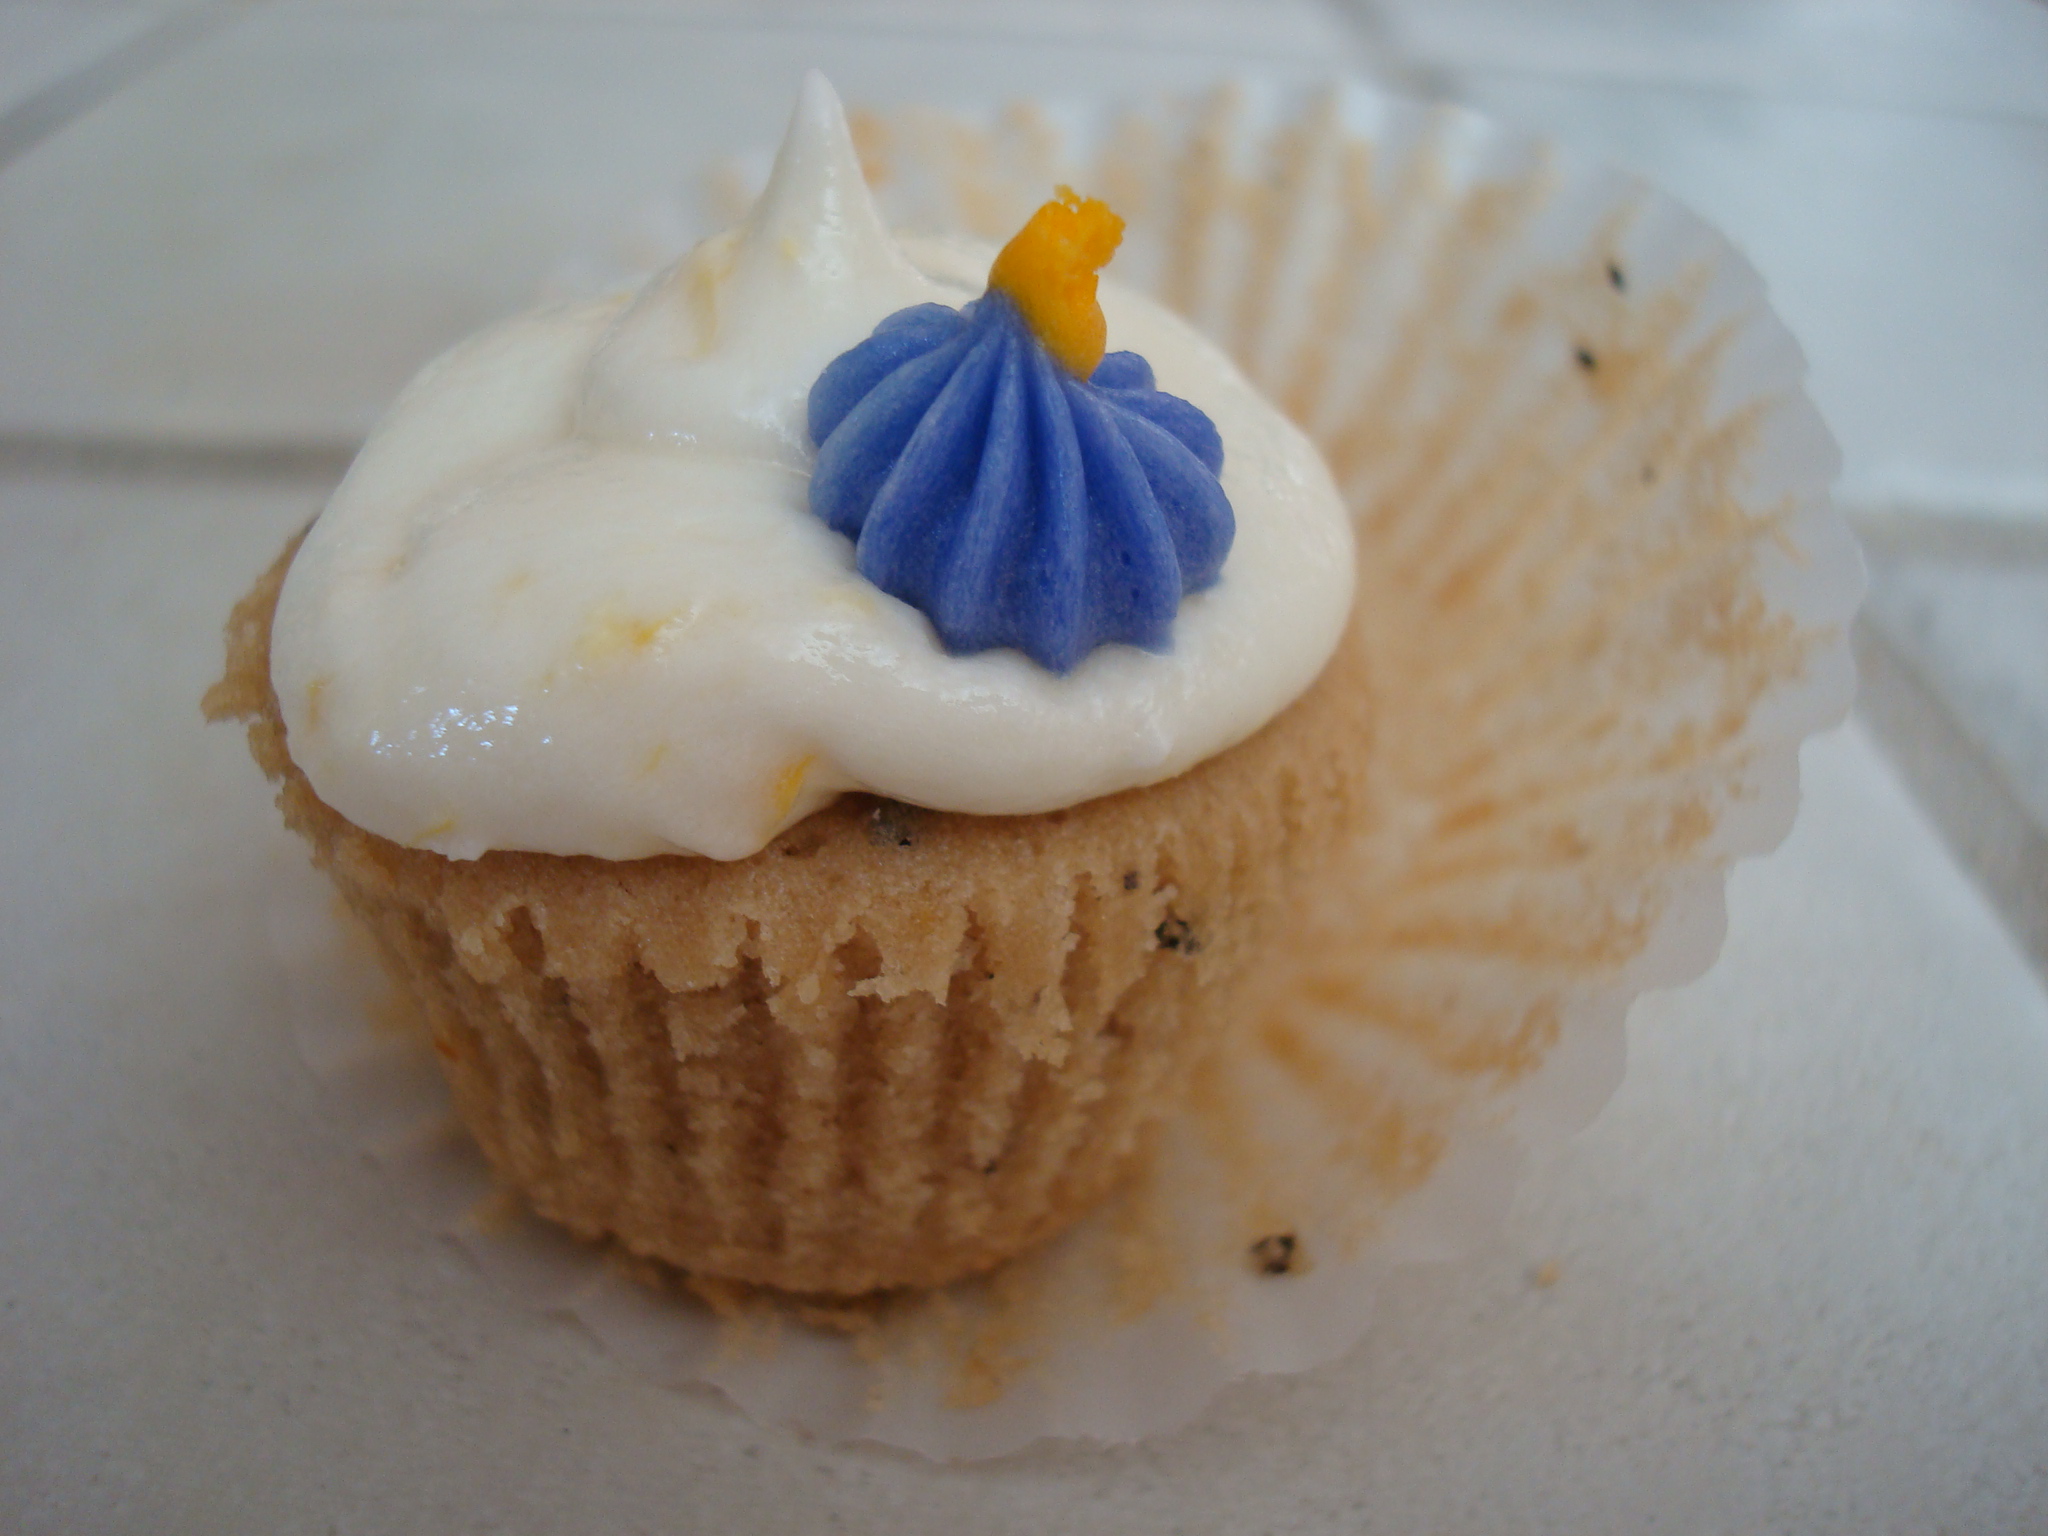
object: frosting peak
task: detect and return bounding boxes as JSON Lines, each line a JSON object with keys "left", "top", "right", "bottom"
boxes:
{"left": 578, "top": 70, "right": 944, "bottom": 469}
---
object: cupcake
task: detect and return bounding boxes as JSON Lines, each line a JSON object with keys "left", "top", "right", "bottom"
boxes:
{"left": 208, "top": 72, "right": 1365, "bottom": 1296}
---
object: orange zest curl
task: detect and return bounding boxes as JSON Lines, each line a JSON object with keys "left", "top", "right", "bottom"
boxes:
{"left": 985, "top": 185, "right": 1126, "bottom": 379}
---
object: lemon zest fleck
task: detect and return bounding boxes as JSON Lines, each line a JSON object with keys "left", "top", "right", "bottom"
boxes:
{"left": 576, "top": 604, "right": 677, "bottom": 663}
{"left": 410, "top": 816, "right": 456, "bottom": 846}
{"left": 821, "top": 583, "right": 878, "bottom": 618}
{"left": 769, "top": 753, "right": 818, "bottom": 822}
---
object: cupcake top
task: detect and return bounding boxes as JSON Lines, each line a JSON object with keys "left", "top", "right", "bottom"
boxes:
{"left": 269, "top": 73, "right": 1354, "bottom": 861}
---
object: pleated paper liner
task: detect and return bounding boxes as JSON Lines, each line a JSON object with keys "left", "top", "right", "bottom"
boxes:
{"left": 279, "top": 80, "right": 1862, "bottom": 1459}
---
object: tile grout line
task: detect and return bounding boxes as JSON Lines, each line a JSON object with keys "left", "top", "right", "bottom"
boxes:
{"left": 247, "top": 0, "right": 1383, "bottom": 68}
{"left": 0, "top": 0, "right": 268, "bottom": 175}
{"left": 0, "top": 431, "right": 355, "bottom": 485}
{"left": 1852, "top": 615, "right": 2048, "bottom": 984}
{"left": 1846, "top": 504, "right": 2048, "bottom": 567}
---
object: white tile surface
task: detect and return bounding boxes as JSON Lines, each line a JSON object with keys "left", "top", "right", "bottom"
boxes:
{"left": 1380, "top": 0, "right": 2048, "bottom": 118}
{"left": 306, "top": 0, "right": 1364, "bottom": 55}
{"left": 0, "top": 3, "right": 157, "bottom": 119}
{"left": 1866, "top": 557, "right": 2048, "bottom": 830}
{"left": 4, "top": 464, "right": 2046, "bottom": 1531}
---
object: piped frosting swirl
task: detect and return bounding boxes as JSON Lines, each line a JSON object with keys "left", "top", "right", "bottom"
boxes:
{"left": 807, "top": 285, "right": 1235, "bottom": 672}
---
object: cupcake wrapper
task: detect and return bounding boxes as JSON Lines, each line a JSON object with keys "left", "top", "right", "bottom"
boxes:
{"left": 275, "top": 77, "right": 1861, "bottom": 1456}
{"left": 845, "top": 74, "right": 1857, "bottom": 1190}
{"left": 339, "top": 859, "right": 1208, "bottom": 1296}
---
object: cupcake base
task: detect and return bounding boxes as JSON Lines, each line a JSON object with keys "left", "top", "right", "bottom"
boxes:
{"left": 210, "top": 532, "right": 1374, "bottom": 1294}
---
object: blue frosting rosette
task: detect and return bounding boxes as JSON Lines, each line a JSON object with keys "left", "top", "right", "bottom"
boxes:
{"left": 805, "top": 189, "right": 1235, "bottom": 674}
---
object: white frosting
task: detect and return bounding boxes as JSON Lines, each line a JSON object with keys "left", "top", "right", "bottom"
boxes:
{"left": 271, "top": 73, "right": 1355, "bottom": 862}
